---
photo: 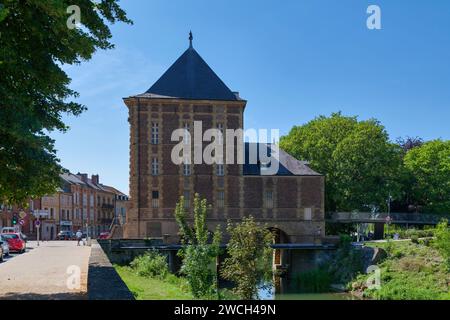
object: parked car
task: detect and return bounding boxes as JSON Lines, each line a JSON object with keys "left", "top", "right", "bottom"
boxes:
{"left": 57, "top": 231, "right": 75, "bottom": 240}
{"left": 1, "top": 227, "right": 16, "bottom": 234}
{"left": 0, "top": 235, "right": 10, "bottom": 257}
{"left": 2, "top": 233, "right": 26, "bottom": 253}
{"left": 98, "top": 232, "right": 110, "bottom": 240}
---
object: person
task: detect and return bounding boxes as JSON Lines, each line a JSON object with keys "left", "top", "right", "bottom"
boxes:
{"left": 76, "top": 230, "right": 83, "bottom": 246}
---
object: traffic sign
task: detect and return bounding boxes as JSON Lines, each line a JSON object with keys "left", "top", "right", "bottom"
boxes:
{"left": 19, "top": 219, "right": 25, "bottom": 226}
{"left": 19, "top": 211, "right": 27, "bottom": 219}
{"left": 35, "top": 220, "right": 41, "bottom": 228}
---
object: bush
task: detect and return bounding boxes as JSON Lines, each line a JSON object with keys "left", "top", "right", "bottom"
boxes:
{"left": 433, "top": 220, "right": 450, "bottom": 269}
{"left": 411, "top": 235, "right": 419, "bottom": 244}
{"left": 293, "top": 268, "right": 332, "bottom": 293}
{"left": 130, "top": 251, "right": 169, "bottom": 279}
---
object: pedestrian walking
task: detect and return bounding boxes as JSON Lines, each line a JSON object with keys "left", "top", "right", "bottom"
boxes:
{"left": 76, "top": 230, "right": 83, "bottom": 246}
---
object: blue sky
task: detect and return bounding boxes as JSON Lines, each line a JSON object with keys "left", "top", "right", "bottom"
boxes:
{"left": 53, "top": 0, "right": 450, "bottom": 194}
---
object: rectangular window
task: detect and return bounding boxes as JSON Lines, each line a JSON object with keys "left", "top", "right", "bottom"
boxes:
{"left": 184, "top": 191, "right": 190, "bottom": 209}
{"left": 304, "top": 208, "right": 312, "bottom": 221}
{"left": 151, "top": 122, "right": 159, "bottom": 145}
{"left": 152, "top": 158, "right": 159, "bottom": 176}
{"left": 152, "top": 191, "right": 159, "bottom": 209}
{"left": 265, "top": 191, "right": 274, "bottom": 209}
{"left": 183, "top": 164, "right": 191, "bottom": 176}
{"left": 217, "top": 191, "right": 225, "bottom": 208}
{"left": 217, "top": 164, "right": 224, "bottom": 176}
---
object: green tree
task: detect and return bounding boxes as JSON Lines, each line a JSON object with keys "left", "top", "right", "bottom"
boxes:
{"left": 403, "top": 140, "right": 450, "bottom": 213}
{"left": 0, "top": 0, "right": 131, "bottom": 204}
{"left": 433, "top": 220, "right": 450, "bottom": 269}
{"left": 279, "top": 112, "right": 402, "bottom": 212}
{"left": 220, "top": 216, "right": 273, "bottom": 300}
{"left": 175, "top": 194, "right": 222, "bottom": 299}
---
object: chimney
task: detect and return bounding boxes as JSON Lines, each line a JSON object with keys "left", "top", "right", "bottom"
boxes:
{"left": 78, "top": 173, "right": 88, "bottom": 183}
{"left": 91, "top": 174, "right": 99, "bottom": 185}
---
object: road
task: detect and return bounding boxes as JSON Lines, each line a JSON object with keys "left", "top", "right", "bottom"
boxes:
{"left": 0, "top": 241, "right": 91, "bottom": 300}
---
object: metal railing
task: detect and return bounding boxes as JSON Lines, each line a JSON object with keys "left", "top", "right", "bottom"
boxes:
{"left": 326, "top": 212, "right": 449, "bottom": 225}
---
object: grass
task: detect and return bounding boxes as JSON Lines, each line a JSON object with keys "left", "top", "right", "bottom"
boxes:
{"left": 115, "top": 265, "right": 193, "bottom": 300}
{"left": 352, "top": 241, "right": 449, "bottom": 300}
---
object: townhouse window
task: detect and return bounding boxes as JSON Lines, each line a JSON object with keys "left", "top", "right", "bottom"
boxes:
{"left": 265, "top": 191, "right": 274, "bottom": 209}
{"left": 216, "top": 164, "right": 224, "bottom": 176}
{"left": 152, "top": 158, "right": 159, "bottom": 176}
{"left": 183, "top": 164, "right": 191, "bottom": 176}
{"left": 151, "top": 122, "right": 159, "bottom": 145}
{"left": 183, "top": 191, "right": 190, "bottom": 209}
{"left": 152, "top": 191, "right": 159, "bottom": 209}
{"left": 217, "top": 191, "right": 225, "bottom": 208}
{"left": 50, "top": 208, "right": 54, "bottom": 219}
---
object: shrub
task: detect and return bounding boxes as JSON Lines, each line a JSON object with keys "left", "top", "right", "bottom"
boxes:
{"left": 130, "top": 251, "right": 169, "bottom": 279}
{"left": 293, "top": 268, "right": 332, "bottom": 293}
{"left": 433, "top": 220, "right": 450, "bottom": 269}
{"left": 220, "top": 216, "right": 273, "bottom": 300}
{"left": 175, "top": 194, "right": 222, "bottom": 299}
{"left": 411, "top": 235, "right": 419, "bottom": 244}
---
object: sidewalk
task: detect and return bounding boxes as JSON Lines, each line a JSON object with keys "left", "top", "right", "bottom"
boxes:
{"left": 0, "top": 241, "right": 91, "bottom": 300}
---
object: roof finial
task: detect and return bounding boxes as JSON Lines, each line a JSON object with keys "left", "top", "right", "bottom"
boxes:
{"left": 189, "top": 30, "right": 193, "bottom": 48}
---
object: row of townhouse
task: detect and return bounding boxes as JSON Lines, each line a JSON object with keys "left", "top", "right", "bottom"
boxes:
{"left": 0, "top": 172, "right": 129, "bottom": 240}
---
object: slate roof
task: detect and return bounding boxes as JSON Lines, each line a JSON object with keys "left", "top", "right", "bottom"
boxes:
{"left": 243, "top": 143, "right": 321, "bottom": 176}
{"left": 143, "top": 45, "right": 240, "bottom": 101}
{"left": 60, "top": 172, "right": 128, "bottom": 196}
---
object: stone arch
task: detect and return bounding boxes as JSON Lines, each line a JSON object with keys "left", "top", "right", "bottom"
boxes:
{"left": 267, "top": 226, "right": 291, "bottom": 244}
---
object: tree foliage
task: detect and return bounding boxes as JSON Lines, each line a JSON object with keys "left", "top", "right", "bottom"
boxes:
{"left": 0, "top": 0, "right": 131, "bottom": 204}
{"left": 280, "top": 112, "right": 402, "bottom": 212}
{"left": 404, "top": 140, "right": 450, "bottom": 213}
{"left": 175, "top": 194, "right": 222, "bottom": 299}
{"left": 220, "top": 216, "right": 273, "bottom": 300}
{"left": 433, "top": 220, "right": 450, "bottom": 269}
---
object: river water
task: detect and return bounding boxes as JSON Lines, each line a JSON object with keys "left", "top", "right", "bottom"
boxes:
{"left": 258, "top": 283, "right": 359, "bottom": 300}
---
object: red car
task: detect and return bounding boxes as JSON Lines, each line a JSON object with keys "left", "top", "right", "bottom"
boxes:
{"left": 2, "top": 233, "right": 26, "bottom": 253}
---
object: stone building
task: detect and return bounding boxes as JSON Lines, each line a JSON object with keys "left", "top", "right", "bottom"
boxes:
{"left": 124, "top": 36, "right": 325, "bottom": 244}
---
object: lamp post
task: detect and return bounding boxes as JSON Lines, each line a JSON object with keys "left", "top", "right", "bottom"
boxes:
{"left": 386, "top": 193, "right": 393, "bottom": 238}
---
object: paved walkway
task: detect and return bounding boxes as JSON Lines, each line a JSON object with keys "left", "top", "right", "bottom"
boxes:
{"left": 0, "top": 241, "right": 91, "bottom": 300}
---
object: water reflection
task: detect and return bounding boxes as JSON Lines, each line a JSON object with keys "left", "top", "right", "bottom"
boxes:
{"left": 258, "top": 278, "right": 359, "bottom": 301}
